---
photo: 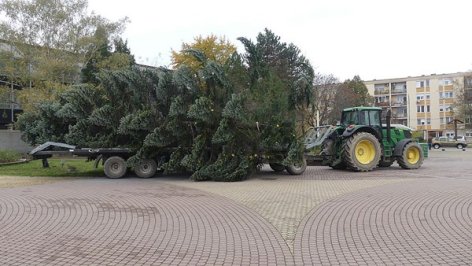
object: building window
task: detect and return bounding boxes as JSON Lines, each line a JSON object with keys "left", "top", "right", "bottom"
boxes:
{"left": 417, "top": 105, "right": 429, "bottom": 113}
{"left": 375, "top": 95, "right": 389, "bottom": 104}
{"left": 417, "top": 119, "right": 426, "bottom": 125}
{"left": 441, "top": 79, "right": 453, "bottom": 86}
{"left": 446, "top": 117, "right": 453, "bottom": 123}
{"left": 416, "top": 81, "right": 425, "bottom": 88}
{"left": 440, "top": 117, "right": 444, "bottom": 124}
{"left": 426, "top": 118, "right": 431, "bottom": 125}
{"left": 439, "top": 92, "right": 453, "bottom": 98}
{"left": 439, "top": 105, "right": 452, "bottom": 112}
{"left": 416, "top": 93, "right": 430, "bottom": 101}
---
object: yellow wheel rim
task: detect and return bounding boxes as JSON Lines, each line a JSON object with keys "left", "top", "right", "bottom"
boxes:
{"left": 355, "top": 140, "right": 376, "bottom": 164}
{"left": 406, "top": 146, "right": 420, "bottom": 164}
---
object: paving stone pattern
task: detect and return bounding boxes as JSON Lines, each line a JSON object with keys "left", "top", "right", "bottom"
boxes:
{"left": 0, "top": 180, "right": 293, "bottom": 265}
{"left": 171, "top": 166, "right": 412, "bottom": 250}
{"left": 0, "top": 149, "right": 471, "bottom": 265}
{"left": 294, "top": 179, "right": 472, "bottom": 265}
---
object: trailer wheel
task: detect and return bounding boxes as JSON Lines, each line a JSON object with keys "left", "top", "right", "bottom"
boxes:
{"left": 104, "top": 156, "right": 127, "bottom": 179}
{"left": 269, "top": 163, "right": 285, "bottom": 172}
{"left": 286, "top": 159, "right": 307, "bottom": 175}
{"left": 134, "top": 159, "right": 157, "bottom": 178}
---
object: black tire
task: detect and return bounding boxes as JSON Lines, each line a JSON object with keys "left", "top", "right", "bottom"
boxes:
{"left": 378, "top": 160, "right": 394, "bottom": 167}
{"left": 457, "top": 144, "right": 464, "bottom": 149}
{"left": 269, "top": 163, "right": 285, "bottom": 172}
{"left": 286, "top": 159, "right": 307, "bottom": 175}
{"left": 397, "top": 142, "right": 424, "bottom": 169}
{"left": 329, "top": 161, "right": 346, "bottom": 170}
{"left": 104, "top": 156, "right": 127, "bottom": 179}
{"left": 433, "top": 143, "right": 440, "bottom": 149}
{"left": 343, "top": 132, "right": 381, "bottom": 172}
{"left": 134, "top": 159, "right": 157, "bottom": 178}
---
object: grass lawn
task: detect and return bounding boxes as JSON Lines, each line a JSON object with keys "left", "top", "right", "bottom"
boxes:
{"left": 0, "top": 158, "right": 104, "bottom": 177}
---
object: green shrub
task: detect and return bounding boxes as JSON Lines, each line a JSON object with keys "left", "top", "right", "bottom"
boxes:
{"left": 0, "top": 150, "right": 22, "bottom": 163}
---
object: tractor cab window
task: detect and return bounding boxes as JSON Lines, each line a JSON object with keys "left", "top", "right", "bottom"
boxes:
{"left": 341, "top": 111, "right": 358, "bottom": 126}
{"left": 369, "top": 111, "right": 381, "bottom": 126}
{"left": 342, "top": 109, "right": 381, "bottom": 127}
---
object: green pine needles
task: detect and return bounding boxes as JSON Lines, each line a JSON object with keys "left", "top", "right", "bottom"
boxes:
{"left": 17, "top": 29, "right": 314, "bottom": 181}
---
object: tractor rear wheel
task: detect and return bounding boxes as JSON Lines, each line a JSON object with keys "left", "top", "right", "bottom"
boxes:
{"left": 329, "top": 161, "right": 346, "bottom": 170}
{"left": 344, "top": 132, "right": 381, "bottom": 171}
{"left": 398, "top": 142, "right": 424, "bottom": 169}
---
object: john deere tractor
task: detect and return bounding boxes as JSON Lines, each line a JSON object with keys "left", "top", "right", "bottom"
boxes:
{"left": 305, "top": 107, "right": 426, "bottom": 171}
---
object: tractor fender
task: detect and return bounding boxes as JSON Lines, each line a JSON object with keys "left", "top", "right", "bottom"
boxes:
{"left": 342, "top": 126, "right": 381, "bottom": 140}
{"left": 393, "top": 139, "right": 413, "bottom": 157}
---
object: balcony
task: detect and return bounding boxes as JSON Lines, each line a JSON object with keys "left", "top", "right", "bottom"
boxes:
{"left": 416, "top": 87, "right": 430, "bottom": 92}
{"left": 391, "top": 101, "right": 406, "bottom": 107}
{"left": 374, "top": 89, "right": 390, "bottom": 95}
{"left": 375, "top": 102, "right": 389, "bottom": 107}
{"left": 391, "top": 89, "right": 406, "bottom": 94}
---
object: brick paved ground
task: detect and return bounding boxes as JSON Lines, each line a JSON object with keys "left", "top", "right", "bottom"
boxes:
{"left": 0, "top": 148, "right": 471, "bottom": 265}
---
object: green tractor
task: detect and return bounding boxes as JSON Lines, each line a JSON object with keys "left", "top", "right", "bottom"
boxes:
{"left": 305, "top": 106, "right": 426, "bottom": 171}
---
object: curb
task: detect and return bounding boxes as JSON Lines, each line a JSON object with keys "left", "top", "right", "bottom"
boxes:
{"left": 0, "top": 159, "right": 30, "bottom": 166}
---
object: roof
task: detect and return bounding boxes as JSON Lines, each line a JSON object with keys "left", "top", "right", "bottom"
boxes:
{"left": 342, "top": 106, "right": 382, "bottom": 112}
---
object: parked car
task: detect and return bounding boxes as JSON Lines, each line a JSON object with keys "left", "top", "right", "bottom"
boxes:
{"left": 432, "top": 136, "right": 467, "bottom": 149}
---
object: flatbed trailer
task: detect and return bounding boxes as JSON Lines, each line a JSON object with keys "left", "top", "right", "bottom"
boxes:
{"left": 30, "top": 142, "right": 136, "bottom": 178}
{"left": 29, "top": 141, "right": 308, "bottom": 179}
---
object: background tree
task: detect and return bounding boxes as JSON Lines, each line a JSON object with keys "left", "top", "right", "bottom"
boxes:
{"left": 311, "top": 73, "right": 340, "bottom": 126}
{"left": 453, "top": 76, "right": 472, "bottom": 130}
{"left": 171, "top": 35, "right": 237, "bottom": 71}
{"left": 81, "top": 34, "right": 136, "bottom": 84}
{"left": 325, "top": 75, "right": 372, "bottom": 124}
{"left": 0, "top": 0, "right": 128, "bottom": 111}
{"left": 343, "top": 75, "right": 372, "bottom": 106}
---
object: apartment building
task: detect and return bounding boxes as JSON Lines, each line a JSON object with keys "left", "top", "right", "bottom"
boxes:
{"left": 365, "top": 72, "right": 472, "bottom": 139}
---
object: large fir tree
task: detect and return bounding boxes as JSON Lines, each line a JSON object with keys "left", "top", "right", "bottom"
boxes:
{"left": 17, "top": 29, "right": 314, "bottom": 182}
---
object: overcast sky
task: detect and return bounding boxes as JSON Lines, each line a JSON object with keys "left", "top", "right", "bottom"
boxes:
{"left": 88, "top": 0, "right": 472, "bottom": 81}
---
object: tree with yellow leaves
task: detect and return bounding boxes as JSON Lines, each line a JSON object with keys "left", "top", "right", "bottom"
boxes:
{"left": 171, "top": 35, "right": 237, "bottom": 71}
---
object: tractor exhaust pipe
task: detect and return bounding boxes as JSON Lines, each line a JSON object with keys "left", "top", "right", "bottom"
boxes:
{"left": 386, "top": 109, "right": 391, "bottom": 142}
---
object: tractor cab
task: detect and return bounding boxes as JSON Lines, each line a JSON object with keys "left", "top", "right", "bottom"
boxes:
{"left": 341, "top": 107, "right": 382, "bottom": 127}
{"left": 340, "top": 107, "right": 383, "bottom": 139}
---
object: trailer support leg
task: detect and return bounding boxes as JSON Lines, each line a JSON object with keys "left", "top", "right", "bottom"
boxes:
{"left": 42, "top": 158, "right": 49, "bottom": 168}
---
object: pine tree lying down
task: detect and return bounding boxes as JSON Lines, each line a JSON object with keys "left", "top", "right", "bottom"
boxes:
{"left": 18, "top": 29, "right": 314, "bottom": 181}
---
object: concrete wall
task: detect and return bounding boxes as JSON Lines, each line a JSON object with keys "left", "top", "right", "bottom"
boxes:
{"left": 0, "top": 130, "right": 33, "bottom": 153}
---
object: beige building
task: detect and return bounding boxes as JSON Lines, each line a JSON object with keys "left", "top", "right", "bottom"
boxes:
{"left": 365, "top": 72, "right": 472, "bottom": 139}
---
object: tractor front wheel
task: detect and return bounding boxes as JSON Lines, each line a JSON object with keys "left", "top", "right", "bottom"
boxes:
{"left": 398, "top": 142, "right": 424, "bottom": 169}
{"left": 344, "top": 132, "right": 381, "bottom": 171}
